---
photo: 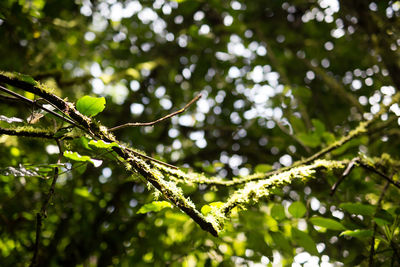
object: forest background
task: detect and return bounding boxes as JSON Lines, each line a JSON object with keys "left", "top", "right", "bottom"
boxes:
{"left": 1, "top": 0, "right": 400, "bottom": 266}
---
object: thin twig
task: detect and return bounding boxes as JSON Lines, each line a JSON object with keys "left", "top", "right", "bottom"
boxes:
{"left": 127, "top": 148, "right": 178, "bottom": 170}
{"left": 369, "top": 181, "right": 390, "bottom": 266}
{"left": 0, "top": 85, "right": 81, "bottom": 130}
{"left": 109, "top": 93, "right": 202, "bottom": 131}
{"left": 358, "top": 161, "right": 400, "bottom": 189}
{"left": 274, "top": 118, "right": 311, "bottom": 153}
{"left": 331, "top": 157, "right": 359, "bottom": 196}
{"left": 30, "top": 140, "right": 63, "bottom": 267}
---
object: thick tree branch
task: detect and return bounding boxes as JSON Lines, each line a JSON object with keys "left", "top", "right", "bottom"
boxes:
{"left": 0, "top": 126, "right": 57, "bottom": 139}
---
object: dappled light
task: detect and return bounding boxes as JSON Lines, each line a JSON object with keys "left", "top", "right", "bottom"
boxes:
{"left": 1, "top": 0, "right": 400, "bottom": 266}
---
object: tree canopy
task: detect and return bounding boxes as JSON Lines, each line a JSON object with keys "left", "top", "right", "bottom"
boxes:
{"left": 1, "top": 0, "right": 400, "bottom": 266}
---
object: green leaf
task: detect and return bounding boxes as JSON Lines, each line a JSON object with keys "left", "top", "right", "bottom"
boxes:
{"left": 291, "top": 228, "right": 318, "bottom": 255}
{"left": 270, "top": 231, "right": 293, "bottom": 254}
{"left": 339, "top": 203, "right": 376, "bottom": 216}
{"left": 374, "top": 217, "right": 390, "bottom": 227}
{"left": 137, "top": 201, "right": 173, "bottom": 214}
{"left": 64, "top": 151, "right": 92, "bottom": 162}
{"left": 13, "top": 72, "right": 36, "bottom": 85}
{"left": 76, "top": 95, "right": 106, "bottom": 117}
{"left": 270, "top": 204, "right": 286, "bottom": 220}
{"left": 289, "top": 115, "right": 306, "bottom": 133}
{"left": 88, "top": 140, "right": 118, "bottom": 149}
{"left": 201, "top": 205, "right": 211, "bottom": 215}
{"left": 63, "top": 151, "right": 102, "bottom": 167}
{"left": 255, "top": 164, "right": 272, "bottom": 173}
{"left": 288, "top": 201, "right": 307, "bottom": 218}
{"left": 296, "top": 132, "right": 321, "bottom": 148}
{"left": 375, "top": 209, "right": 393, "bottom": 224}
{"left": 322, "top": 132, "right": 336, "bottom": 144}
{"left": 340, "top": 229, "right": 373, "bottom": 239}
{"left": 309, "top": 216, "right": 346, "bottom": 231}
{"left": 201, "top": 202, "right": 224, "bottom": 215}
{"left": 311, "top": 119, "right": 325, "bottom": 136}
{"left": 74, "top": 187, "right": 96, "bottom": 201}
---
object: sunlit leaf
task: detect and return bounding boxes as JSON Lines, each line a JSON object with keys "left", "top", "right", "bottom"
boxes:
{"left": 270, "top": 231, "right": 293, "bottom": 254}
{"left": 255, "top": 164, "right": 272, "bottom": 173}
{"left": 296, "top": 133, "right": 321, "bottom": 148}
{"left": 63, "top": 151, "right": 102, "bottom": 167}
{"left": 88, "top": 140, "right": 118, "bottom": 149}
{"left": 339, "top": 203, "right": 376, "bottom": 216}
{"left": 340, "top": 229, "right": 373, "bottom": 239}
{"left": 76, "top": 95, "right": 106, "bottom": 117}
{"left": 74, "top": 187, "right": 96, "bottom": 201}
{"left": 288, "top": 201, "right": 307, "bottom": 218}
{"left": 137, "top": 201, "right": 173, "bottom": 214}
{"left": 309, "top": 216, "right": 345, "bottom": 230}
{"left": 270, "top": 203, "right": 286, "bottom": 220}
{"left": 291, "top": 228, "right": 318, "bottom": 255}
{"left": 0, "top": 115, "right": 23, "bottom": 123}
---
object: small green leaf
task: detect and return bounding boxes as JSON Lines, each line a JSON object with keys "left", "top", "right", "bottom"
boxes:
{"left": 13, "top": 72, "right": 36, "bottom": 85}
{"left": 201, "top": 202, "right": 224, "bottom": 215}
{"left": 322, "top": 132, "right": 336, "bottom": 144}
{"left": 375, "top": 209, "right": 393, "bottom": 224}
{"left": 340, "top": 229, "right": 373, "bottom": 239}
{"left": 339, "top": 203, "right": 376, "bottom": 216}
{"left": 88, "top": 140, "right": 118, "bottom": 149}
{"left": 255, "top": 164, "right": 272, "bottom": 173}
{"left": 137, "top": 201, "right": 173, "bottom": 214}
{"left": 201, "top": 205, "right": 211, "bottom": 215}
{"left": 63, "top": 151, "right": 102, "bottom": 167}
{"left": 270, "top": 231, "right": 293, "bottom": 254}
{"left": 309, "top": 216, "right": 345, "bottom": 230}
{"left": 74, "top": 187, "right": 96, "bottom": 201}
{"left": 289, "top": 115, "right": 306, "bottom": 133}
{"left": 291, "top": 228, "right": 318, "bottom": 255}
{"left": 288, "top": 201, "right": 307, "bottom": 218}
{"left": 64, "top": 151, "right": 92, "bottom": 162}
{"left": 76, "top": 95, "right": 106, "bottom": 117}
{"left": 296, "top": 132, "right": 321, "bottom": 148}
{"left": 311, "top": 119, "right": 325, "bottom": 136}
{"left": 271, "top": 204, "right": 286, "bottom": 220}
{"left": 125, "top": 68, "right": 140, "bottom": 79}
{"left": 374, "top": 217, "right": 390, "bottom": 227}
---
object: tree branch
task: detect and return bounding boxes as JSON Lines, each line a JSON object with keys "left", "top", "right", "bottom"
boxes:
{"left": 0, "top": 84, "right": 81, "bottom": 130}
{"left": 330, "top": 157, "right": 358, "bottom": 196}
{"left": 358, "top": 159, "right": 400, "bottom": 190}
{"left": 0, "top": 126, "right": 58, "bottom": 139}
{"left": 30, "top": 140, "right": 63, "bottom": 267}
{"left": 109, "top": 93, "right": 202, "bottom": 131}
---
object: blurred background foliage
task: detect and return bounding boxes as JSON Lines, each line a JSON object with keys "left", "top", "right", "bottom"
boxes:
{"left": 1, "top": 0, "right": 400, "bottom": 266}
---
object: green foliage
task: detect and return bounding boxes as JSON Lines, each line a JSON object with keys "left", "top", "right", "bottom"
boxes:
{"left": 137, "top": 201, "right": 173, "bottom": 214}
{"left": 309, "top": 217, "right": 346, "bottom": 231}
{"left": 339, "top": 202, "right": 376, "bottom": 216}
{"left": 270, "top": 203, "right": 286, "bottom": 220}
{"left": 288, "top": 201, "right": 307, "bottom": 218}
{"left": 291, "top": 228, "right": 318, "bottom": 255}
{"left": 76, "top": 95, "right": 106, "bottom": 117}
{"left": 340, "top": 229, "right": 373, "bottom": 239}
{"left": 1, "top": 0, "right": 400, "bottom": 266}
{"left": 63, "top": 151, "right": 101, "bottom": 166}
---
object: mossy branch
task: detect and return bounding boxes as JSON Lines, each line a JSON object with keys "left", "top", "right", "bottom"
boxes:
{"left": 0, "top": 71, "right": 219, "bottom": 236}
{"left": 0, "top": 126, "right": 58, "bottom": 139}
{"left": 1, "top": 70, "right": 399, "bottom": 237}
{"left": 214, "top": 160, "right": 348, "bottom": 228}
